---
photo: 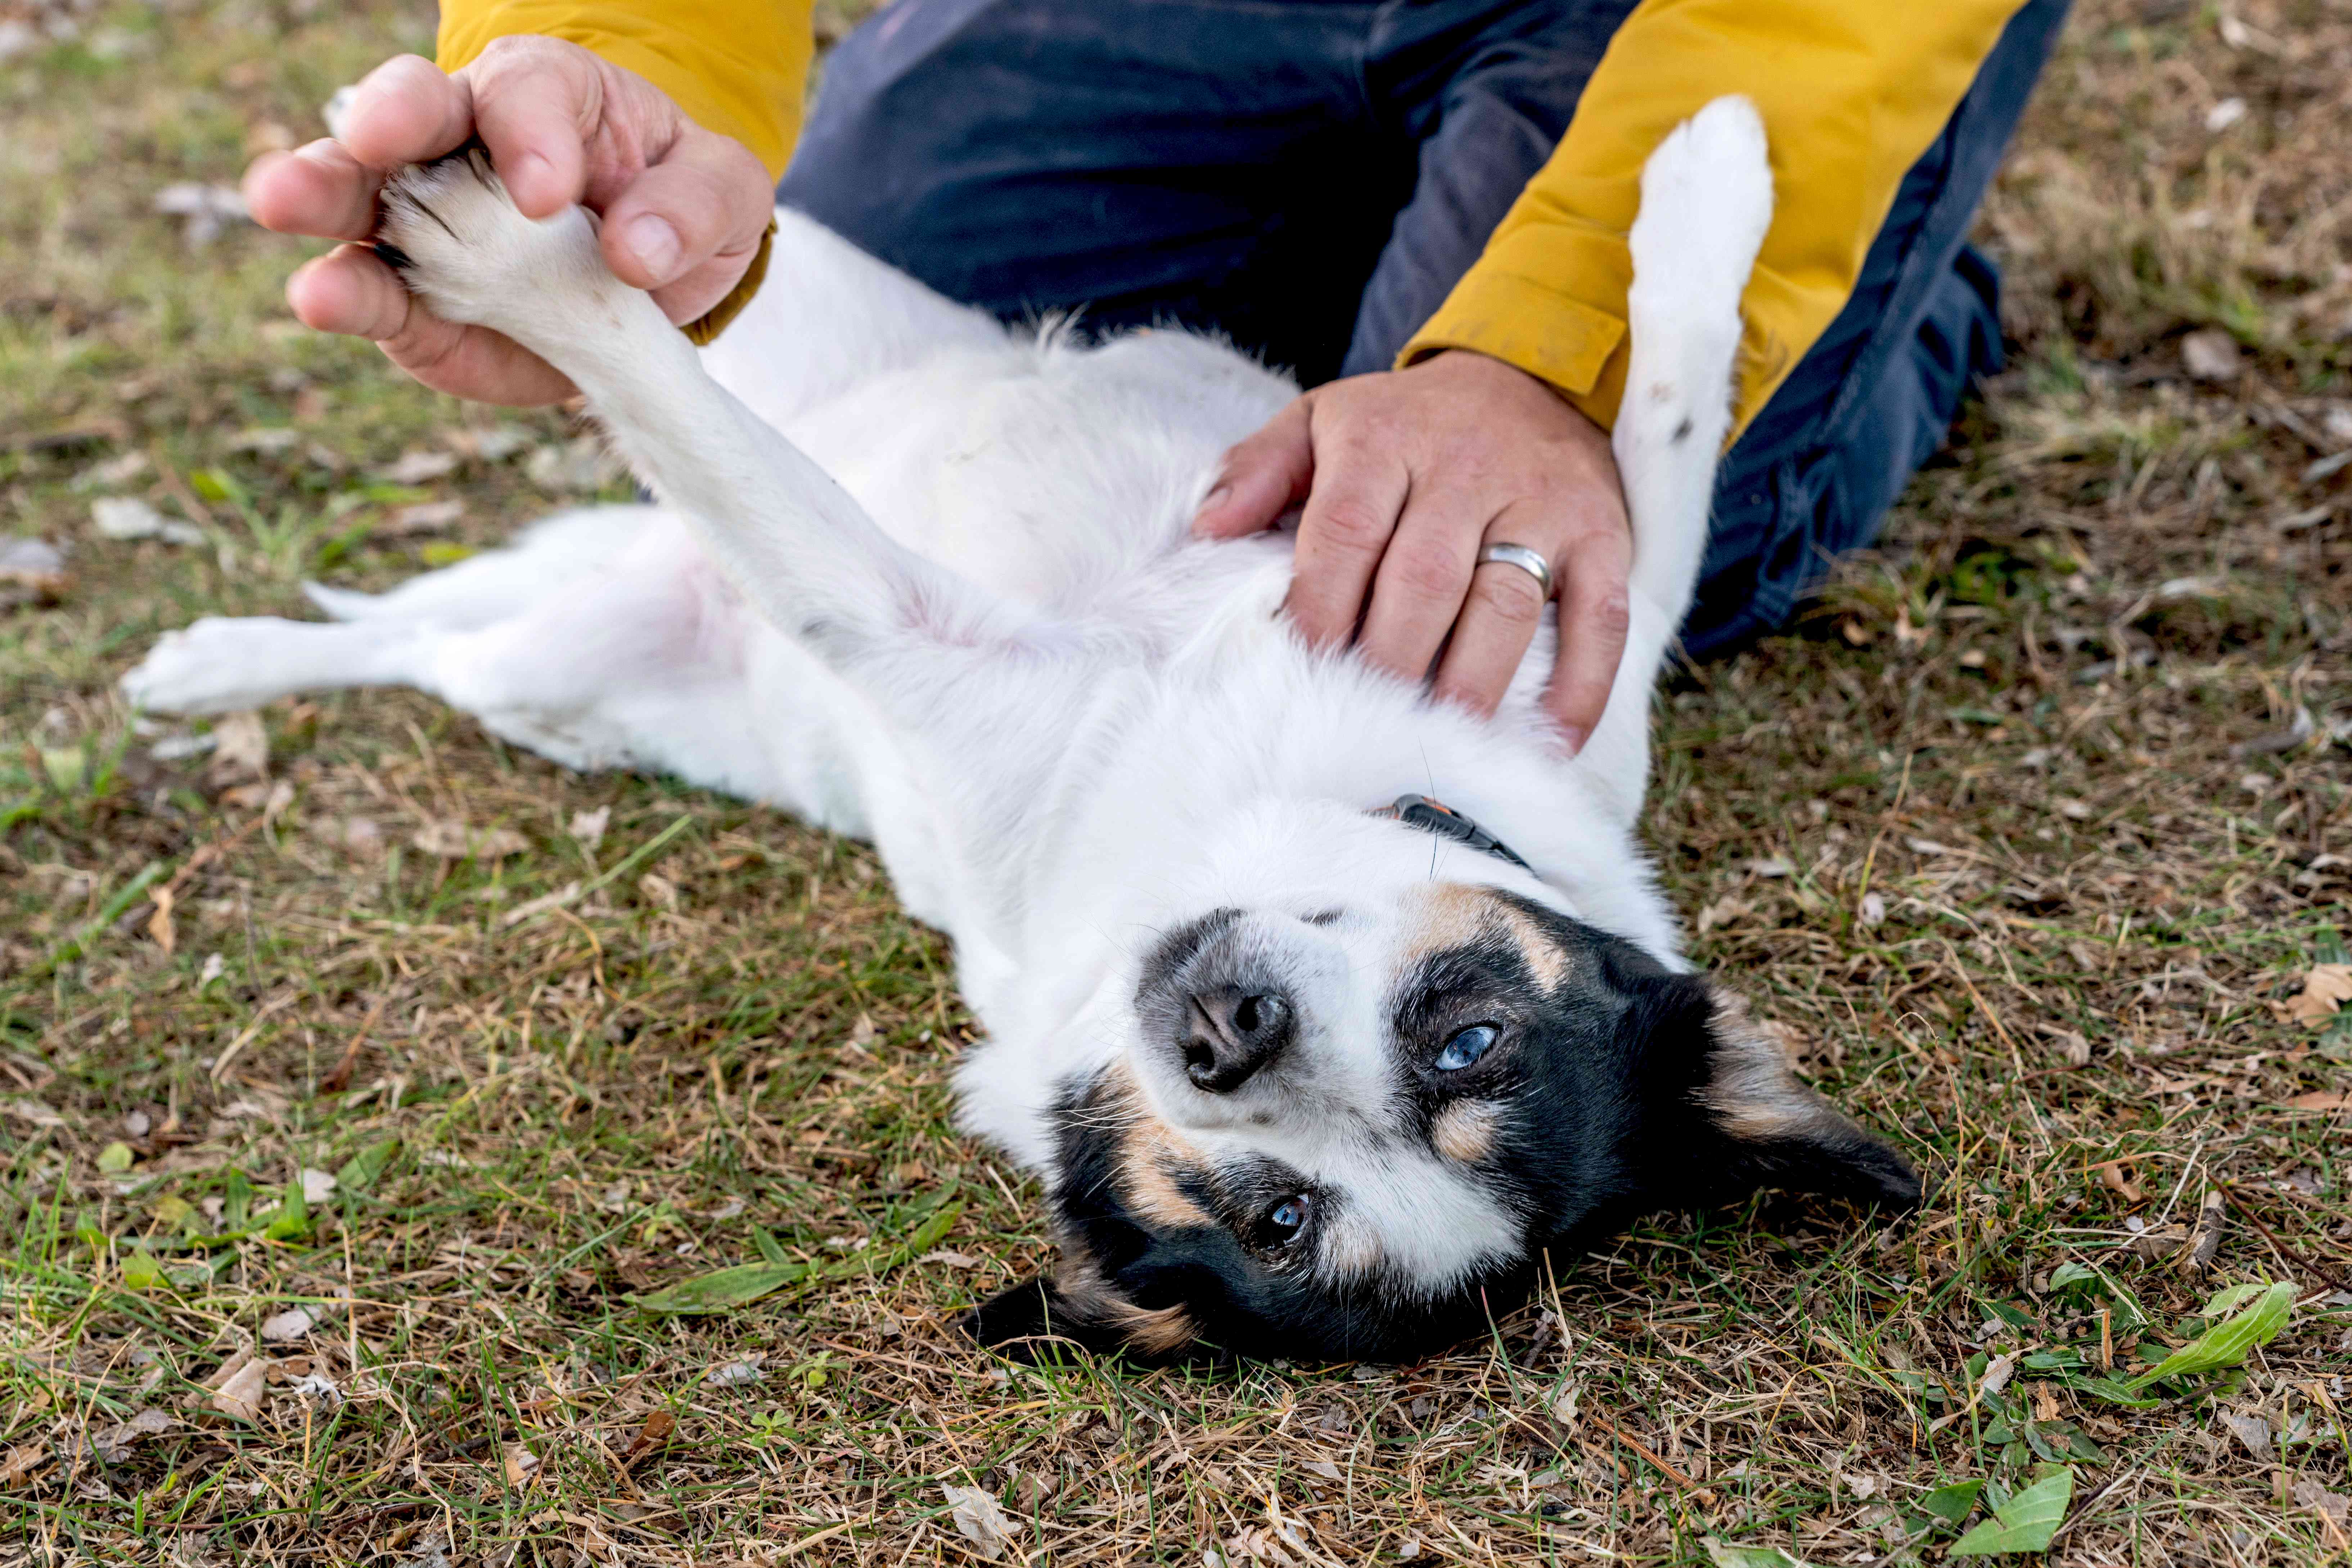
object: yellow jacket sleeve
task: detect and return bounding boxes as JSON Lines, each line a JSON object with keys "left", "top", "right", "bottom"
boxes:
{"left": 1399, "top": 0, "right": 2029, "bottom": 438}
{"left": 438, "top": 2, "right": 811, "bottom": 181}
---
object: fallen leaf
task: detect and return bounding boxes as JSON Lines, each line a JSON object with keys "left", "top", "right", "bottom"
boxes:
{"left": 260, "top": 1307, "right": 315, "bottom": 1344}
{"left": 300, "top": 1167, "right": 337, "bottom": 1203}
{"left": 568, "top": 806, "right": 610, "bottom": 847}
{"left": 153, "top": 182, "right": 249, "bottom": 246}
{"left": 0, "top": 1444, "right": 48, "bottom": 1488}
{"left": 1746, "top": 856, "right": 1793, "bottom": 878}
{"left": 2179, "top": 1188, "right": 2226, "bottom": 1272}
{"left": 2, "top": 1099, "right": 64, "bottom": 1128}
{"left": 918, "top": 1249, "right": 981, "bottom": 1269}
{"left": 526, "top": 437, "right": 623, "bottom": 494}
{"left": 1977, "top": 1352, "right": 2017, "bottom": 1401}
{"left": 146, "top": 885, "right": 176, "bottom": 955}
{"left": 2284, "top": 1089, "right": 2349, "bottom": 1111}
{"left": 1696, "top": 895, "right": 1748, "bottom": 934}
{"left": 206, "top": 711, "right": 269, "bottom": 787}
{"left": 95, "top": 1408, "right": 172, "bottom": 1454}
{"left": 637, "top": 872, "right": 681, "bottom": 911}
{"left": 941, "top": 1483, "right": 1022, "bottom": 1561}
{"left": 0, "top": 536, "right": 71, "bottom": 601}
{"left": 386, "top": 500, "right": 464, "bottom": 536}
{"left": 707, "top": 1357, "right": 766, "bottom": 1388}
{"left": 370, "top": 450, "right": 460, "bottom": 485}
{"left": 2181, "top": 329, "right": 2243, "bottom": 382}
{"left": 226, "top": 427, "right": 300, "bottom": 456}
{"left": 2285, "top": 963, "right": 2352, "bottom": 1024}
{"left": 210, "top": 1355, "right": 268, "bottom": 1422}
{"left": 2218, "top": 1409, "right": 2272, "bottom": 1457}
{"left": 2294, "top": 1478, "right": 2349, "bottom": 1534}
{"left": 1950, "top": 1466, "right": 2072, "bottom": 1556}
{"left": 411, "top": 820, "right": 528, "bottom": 859}
{"left": 1703, "top": 1542, "right": 1811, "bottom": 1568}
{"left": 502, "top": 1443, "right": 540, "bottom": 1486}
{"left": 91, "top": 497, "right": 204, "bottom": 546}
{"left": 96, "top": 1141, "right": 134, "bottom": 1175}
{"left": 617, "top": 1408, "right": 675, "bottom": 1473}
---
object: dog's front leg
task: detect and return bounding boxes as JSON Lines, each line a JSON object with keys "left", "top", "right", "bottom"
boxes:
{"left": 374, "top": 151, "right": 1039, "bottom": 678}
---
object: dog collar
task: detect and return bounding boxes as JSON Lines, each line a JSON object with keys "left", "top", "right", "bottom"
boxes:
{"left": 1370, "top": 793, "right": 1531, "bottom": 871}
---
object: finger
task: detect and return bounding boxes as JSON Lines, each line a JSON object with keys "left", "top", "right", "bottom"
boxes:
{"left": 244, "top": 139, "right": 385, "bottom": 241}
{"left": 604, "top": 126, "right": 775, "bottom": 293}
{"left": 1284, "top": 432, "right": 1410, "bottom": 649}
{"left": 338, "top": 54, "right": 476, "bottom": 168}
{"left": 1542, "top": 528, "right": 1635, "bottom": 755}
{"left": 1431, "top": 530, "right": 1555, "bottom": 718}
{"left": 464, "top": 41, "right": 599, "bottom": 216}
{"left": 285, "top": 244, "right": 418, "bottom": 338}
{"left": 288, "top": 244, "right": 576, "bottom": 404}
{"left": 1356, "top": 492, "right": 1490, "bottom": 683}
{"left": 1192, "top": 397, "right": 1314, "bottom": 539}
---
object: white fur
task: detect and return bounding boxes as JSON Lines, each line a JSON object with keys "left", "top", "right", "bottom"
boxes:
{"left": 125, "top": 99, "right": 1775, "bottom": 1298}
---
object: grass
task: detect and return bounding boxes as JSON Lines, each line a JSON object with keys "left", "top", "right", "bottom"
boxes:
{"left": 3, "top": 0, "right": 2350, "bottom": 1562}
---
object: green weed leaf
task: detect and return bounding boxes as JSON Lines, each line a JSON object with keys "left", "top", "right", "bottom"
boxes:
{"left": 1921, "top": 1478, "right": 1986, "bottom": 1525}
{"left": 96, "top": 1141, "right": 134, "bottom": 1174}
{"left": 631, "top": 1260, "right": 812, "bottom": 1315}
{"left": 335, "top": 1137, "right": 401, "bottom": 1194}
{"left": 265, "top": 1177, "right": 309, "bottom": 1242}
{"left": 2130, "top": 1280, "right": 2294, "bottom": 1388}
{"left": 121, "top": 1249, "right": 164, "bottom": 1290}
{"left": 1950, "top": 1465, "right": 2073, "bottom": 1555}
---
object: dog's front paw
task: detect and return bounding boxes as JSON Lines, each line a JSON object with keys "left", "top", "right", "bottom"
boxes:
{"left": 375, "top": 148, "right": 620, "bottom": 345}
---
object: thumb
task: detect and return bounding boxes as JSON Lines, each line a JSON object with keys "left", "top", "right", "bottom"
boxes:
{"left": 1192, "top": 396, "right": 1315, "bottom": 539}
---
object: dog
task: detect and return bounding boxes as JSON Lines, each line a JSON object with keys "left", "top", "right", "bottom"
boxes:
{"left": 122, "top": 97, "right": 1919, "bottom": 1362}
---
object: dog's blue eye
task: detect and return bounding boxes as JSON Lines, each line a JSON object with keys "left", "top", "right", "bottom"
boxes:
{"left": 1267, "top": 1197, "right": 1307, "bottom": 1233}
{"left": 1436, "top": 1024, "right": 1498, "bottom": 1071}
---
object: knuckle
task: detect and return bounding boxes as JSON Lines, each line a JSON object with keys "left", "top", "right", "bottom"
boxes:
{"left": 1387, "top": 538, "right": 1467, "bottom": 598}
{"left": 1580, "top": 585, "right": 1632, "bottom": 640}
{"left": 1471, "top": 566, "right": 1547, "bottom": 625}
{"left": 1310, "top": 498, "right": 1394, "bottom": 555}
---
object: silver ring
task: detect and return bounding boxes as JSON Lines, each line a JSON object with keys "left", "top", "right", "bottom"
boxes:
{"left": 1474, "top": 541, "right": 1554, "bottom": 601}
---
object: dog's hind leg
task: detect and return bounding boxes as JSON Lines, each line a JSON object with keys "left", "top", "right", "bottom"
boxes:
{"left": 1575, "top": 97, "right": 1773, "bottom": 823}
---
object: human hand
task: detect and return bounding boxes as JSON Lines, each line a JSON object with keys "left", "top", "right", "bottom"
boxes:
{"left": 1192, "top": 351, "right": 1632, "bottom": 753}
{"left": 243, "top": 38, "right": 775, "bottom": 405}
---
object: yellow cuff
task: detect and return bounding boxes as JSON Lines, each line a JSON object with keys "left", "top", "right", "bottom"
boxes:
{"left": 682, "top": 218, "right": 776, "bottom": 346}
{"left": 1399, "top": 266, "right": 1630, "bottom": 432}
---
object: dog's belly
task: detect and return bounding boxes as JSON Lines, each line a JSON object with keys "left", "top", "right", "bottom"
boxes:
{"left": 776, "top": 330, "right": 1295, "bottom": 618}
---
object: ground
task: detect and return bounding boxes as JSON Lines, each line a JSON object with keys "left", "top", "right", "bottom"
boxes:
{"left": 2, "top": 1, "right": 2349, "bottom": 1564}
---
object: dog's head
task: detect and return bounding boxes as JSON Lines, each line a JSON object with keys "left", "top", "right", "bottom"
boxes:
{"left": 965, "top": 803, "right": 1919, "bottom": 1362}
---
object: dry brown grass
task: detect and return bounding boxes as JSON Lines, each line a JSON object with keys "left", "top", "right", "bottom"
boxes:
{"left": 3, "top": 1, "right": 2349, "bottom": 1564}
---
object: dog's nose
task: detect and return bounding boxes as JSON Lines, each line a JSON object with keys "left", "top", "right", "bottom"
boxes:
{"left": 1183, "top": 985, "right": 1293, "bottom": 1092}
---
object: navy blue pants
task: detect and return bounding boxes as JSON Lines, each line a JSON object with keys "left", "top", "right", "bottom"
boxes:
{"left": 781, "top": 0, "right": 2070, "bottom": 657}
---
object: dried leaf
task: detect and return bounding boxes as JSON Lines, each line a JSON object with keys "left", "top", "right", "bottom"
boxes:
{"left": 91, "top": 496, "right": 204, "bottom": 546}
{"left": 210, "top": 1355, "right": 268, "bottom": 1422}
{"left": 206, "top": 711, "right": 269, "bottom": 787}
{"left": 617, "top": 1408, "right": 675, "bottom": 1473}
{"left": 2284, "top": 1089, "right": 2349, "bottom": 1111}
{"left": 2218, "top": 1409, "right": 2272, "bottom": 1457}
{"left": 2286, "top": 963, "right": 2352, "bottom": 1024}
{"left": 707, "top": 1357, "right": 766, "bottom": 1388}
{"left": 568, "top": 806, "right": 610, "bottom": 847}
{"left": 1977, "top": 1351, "right": 2018, "bottom": 1401}
{"left": 2178, "top": 1188, "right": 2226, "bottom": 1272}
{"left": 411, "top": 820, "right": 528, "bottom": 859}
{"left": 1950, "top": 1466, "right": 2073, "bottom": 1556}
{"left": 370, "top": 450, "right": 459, "bottom": 485}
{"left": 501, "top": 1442, "right": 540, "bottom": 1486}
{"left": 386, "top": 500, "right": 463, "bottom": 536}
{"left": 146, "top": 885, "right": 176, "bottom": 955}
{"left": 2181, "top": 328, "right": 2243, "bottom": 381}
{"left": 0, "top": 536, "right": 71, "bottom": 600}
{"left": 260, "top": 1307, "right": 315, "bottom": 1344}
{"left": 0, "top": 1444, "right": 49, "bottom": 1488}
{"left": 942, "top": 1483, "right": 1022, "bottom": 1561}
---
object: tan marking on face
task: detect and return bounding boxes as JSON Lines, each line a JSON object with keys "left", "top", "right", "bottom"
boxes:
{"left": 1430, "top": 1099, "right": 1502, "bottom": 1163}
{"left": 1493, "top": 903, "right": 1569, "bottom": 992}
{"left": 1099, "top": 1059, "right": 1215, "bottom": 1229}
{"left": 1405, "top": 882, "right": 1506, "bottom": 961}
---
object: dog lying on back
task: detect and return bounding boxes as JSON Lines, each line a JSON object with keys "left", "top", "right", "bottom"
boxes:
{"left": 125, "top": 97, "right": 1918, "bottom": 1361}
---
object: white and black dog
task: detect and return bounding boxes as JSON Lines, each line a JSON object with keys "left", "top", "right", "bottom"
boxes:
{"left": 124, "top": 98, "right": 1918, "bottom": 1361}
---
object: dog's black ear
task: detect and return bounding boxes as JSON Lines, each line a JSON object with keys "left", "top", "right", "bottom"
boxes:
{"left": 960, "top": 1273, "right": 1199, "bottom": 1362}
{"left": 1685, "top": 985, "right": 1923, "bottom": 1211}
